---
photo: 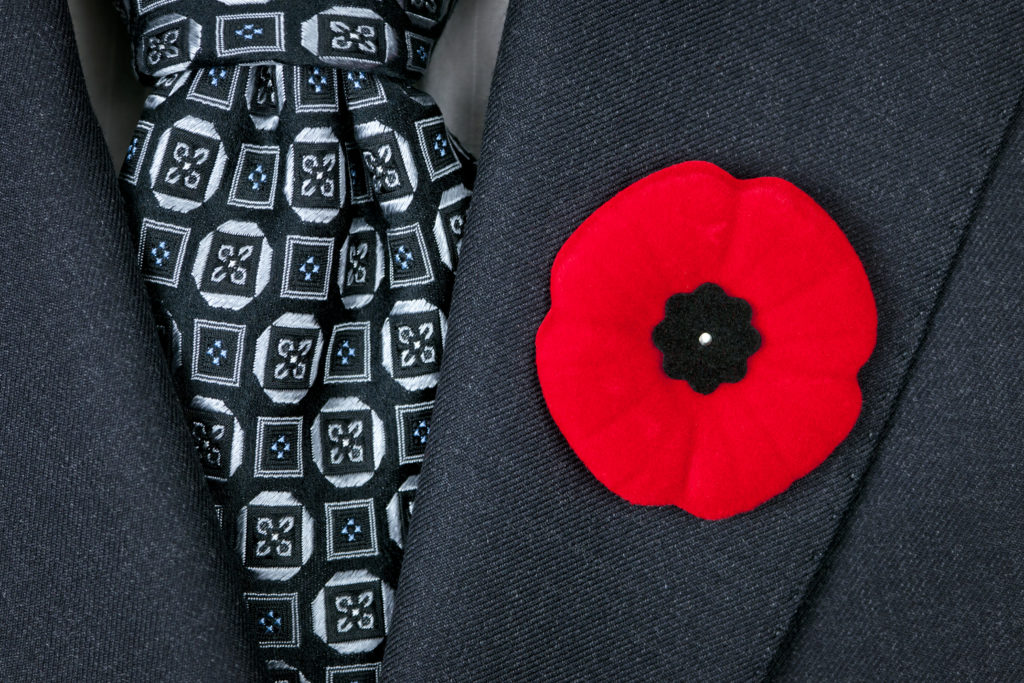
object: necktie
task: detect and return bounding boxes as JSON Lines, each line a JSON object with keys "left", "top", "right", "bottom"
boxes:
{"left": 117, "top": 2, "right": 472, "bottom": 679}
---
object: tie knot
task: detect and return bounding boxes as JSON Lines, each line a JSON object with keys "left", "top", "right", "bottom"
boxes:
{"left": 124, "top": 1, "right": 451, "bottom": 82}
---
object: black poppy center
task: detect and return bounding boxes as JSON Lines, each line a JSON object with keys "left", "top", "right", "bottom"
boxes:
{"left": 651, "top": 283, "right": 761, "bottom": 394}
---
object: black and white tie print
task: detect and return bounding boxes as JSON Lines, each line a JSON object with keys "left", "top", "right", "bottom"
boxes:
{"left": 118, "top": 2, "right": 471, "bottom": 681}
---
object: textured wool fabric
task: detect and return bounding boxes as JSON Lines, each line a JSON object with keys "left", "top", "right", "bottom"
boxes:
{"left": 383, "top": 1, "right": 1024, "bottom": 680}
{"left": 0, "top": 2, "right": 260, "bottom": 681}
{"left": 117, "top": 1, "right": 472, "bottom": 679}
{"left": 536, "top": 161, "right": 875, "bottom": 519}
{"left": 773, "top": 88, "right": 1024, "bottom": 682}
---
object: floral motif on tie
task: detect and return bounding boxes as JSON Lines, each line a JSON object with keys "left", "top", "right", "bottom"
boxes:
{"left": 165, "top": 142, "right": 209, "bottom": 190}
{"left": 120, "top": 1, "right": 472, "bottom": 679}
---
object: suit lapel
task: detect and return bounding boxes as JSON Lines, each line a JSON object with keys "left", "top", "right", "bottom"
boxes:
{"left": 390, "top": 0, "right": 1024, "bottom": 678}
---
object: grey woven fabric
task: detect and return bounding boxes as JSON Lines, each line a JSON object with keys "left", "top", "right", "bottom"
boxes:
{"left": 774, "top": 89, "right": 1024, "bottom": 682}
{"left": 0, "top": 2, "right": 260, "bottom": 680}
{"left": 381, "top": 1, "right": 1024, "bottom": 680}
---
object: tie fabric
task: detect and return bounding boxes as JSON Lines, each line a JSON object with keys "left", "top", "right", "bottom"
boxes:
{"left": 117, "top": 2, "right": 471, "bottom": 679}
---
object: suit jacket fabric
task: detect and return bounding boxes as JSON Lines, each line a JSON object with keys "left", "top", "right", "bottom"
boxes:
{"left": 0, "top": 3, "right": 260, "bottom": 680}
{"left": 0, "top": 1, "right": 1022, "bottom": 681}
{"left": 381, "top": 1, "right": 1024, "bottom": 680}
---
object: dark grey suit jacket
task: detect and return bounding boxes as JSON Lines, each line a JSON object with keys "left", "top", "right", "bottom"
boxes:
{"left": 380, "top": 1, "right": 1024, "bottom": 680}
{"left": 0, "top": 1, "right": 1020, "bottom": 681}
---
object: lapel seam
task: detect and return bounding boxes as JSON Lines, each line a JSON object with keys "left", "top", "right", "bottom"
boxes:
{"left": 762, "top": 83, "right": 1024, "bottom": 682}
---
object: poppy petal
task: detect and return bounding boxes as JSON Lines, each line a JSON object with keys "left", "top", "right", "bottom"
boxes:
{"left": 572, "top": 380, "right": 698, "bottom": 505}
{"left": 536, "top": 314, "right": 663, "bottom": 439}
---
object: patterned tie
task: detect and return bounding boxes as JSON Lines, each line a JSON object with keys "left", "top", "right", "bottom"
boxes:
{"left": 117, "top": 2, "right": 471, "bottom": 680}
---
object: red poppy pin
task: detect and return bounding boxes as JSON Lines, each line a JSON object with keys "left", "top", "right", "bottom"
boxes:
{"left": 536, "top": 161, "right": 877, "bottom": 520}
